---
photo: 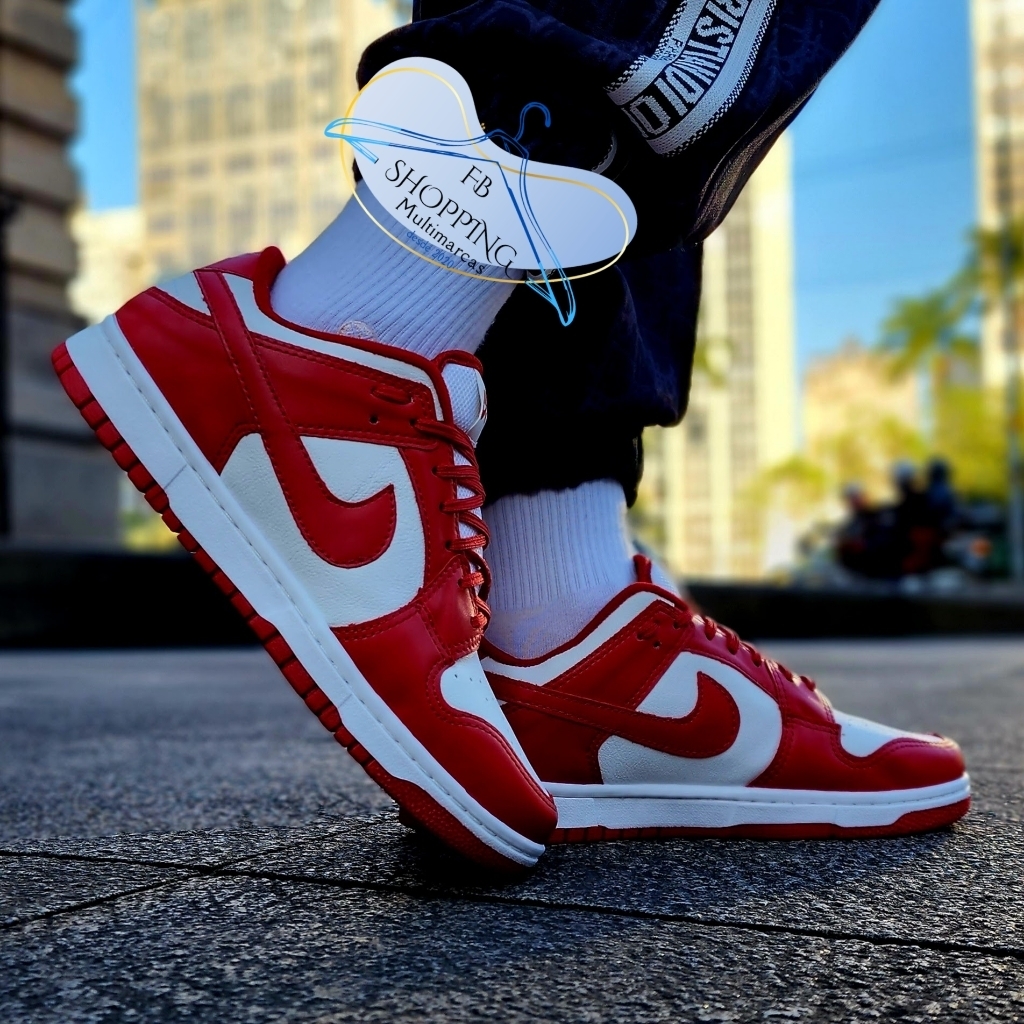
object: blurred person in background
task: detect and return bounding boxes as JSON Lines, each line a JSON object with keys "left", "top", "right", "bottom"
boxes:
{"left": 925, "top": 458, "right": 959, "bottom": 535}
{"left": 837, "top": 482, "right": 893, "bottom": 579}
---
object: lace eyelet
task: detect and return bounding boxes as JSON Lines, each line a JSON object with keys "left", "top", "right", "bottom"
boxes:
{"left": 369, "top": 414, "right": 378, "bottom": 425}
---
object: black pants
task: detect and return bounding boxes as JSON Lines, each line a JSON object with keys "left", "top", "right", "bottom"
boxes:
{"left": 360, "top": 0, "right": 882, "bottom": 503}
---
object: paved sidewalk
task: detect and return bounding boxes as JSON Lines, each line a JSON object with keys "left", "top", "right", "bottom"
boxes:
{"left": 2, "top": 641, "right": 1023, "bottom": 1022}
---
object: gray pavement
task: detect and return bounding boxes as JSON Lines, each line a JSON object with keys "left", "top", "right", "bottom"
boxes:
{"left": 2, "top": 641, "right": 1024, "bottom": 1022}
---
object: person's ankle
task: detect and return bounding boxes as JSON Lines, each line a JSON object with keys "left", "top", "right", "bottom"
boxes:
{"left": 271, "top": 181, "right": 517, "bottom": 358}
{"left": 483, "top": 481, "right": 637, "bottom": 659}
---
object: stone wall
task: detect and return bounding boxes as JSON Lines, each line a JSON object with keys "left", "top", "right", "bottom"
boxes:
{"left": 0, "top": 0, "right": 119, "bottom": 544}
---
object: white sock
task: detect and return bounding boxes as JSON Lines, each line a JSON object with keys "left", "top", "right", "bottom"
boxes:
{"left": 484, "top": 480, "right": 640, "bottom": 659}
{"left": 271, "top": 181, "right": 518, "bottom": 359}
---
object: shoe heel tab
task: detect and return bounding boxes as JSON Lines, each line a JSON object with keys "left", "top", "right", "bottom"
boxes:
{"left": 206, "top": 248, "right": 284, "bottom": 281}
{"left": 433, "top": 349, "right": 485, "bottom": 375}
{"left": 633, "top": 553, "right": 653, "bottom": 583}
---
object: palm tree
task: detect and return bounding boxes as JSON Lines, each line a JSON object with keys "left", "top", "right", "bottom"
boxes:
{"left": 878, "top": 280, "right": 976, "bottom": 391}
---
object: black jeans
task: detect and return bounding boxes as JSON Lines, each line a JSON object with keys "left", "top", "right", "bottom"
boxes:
{"left": 360, "top": 0, "right": 881, "bottom": 503}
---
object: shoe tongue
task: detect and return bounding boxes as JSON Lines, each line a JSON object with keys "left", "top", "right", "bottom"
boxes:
{"left": 441, "top": 362, "right": 487, "bottom": 445}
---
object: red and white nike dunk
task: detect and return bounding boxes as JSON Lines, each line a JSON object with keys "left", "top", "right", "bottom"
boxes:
{"left": 482, "top": 557, "right": 969, "bottom": 842}
{"left": 52, "top": 247, "right": 556, "bottom": 869}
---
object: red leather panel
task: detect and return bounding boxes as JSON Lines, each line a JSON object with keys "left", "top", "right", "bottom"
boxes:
{"left": 116, "top": 290, "right": 257, "bottom": 470}
{"left": 197, "top": 270, "right": 400, "bottom": 569}
{"left": 745, "top": 656, "right": 965, "bottom": 791}
{"left": 209, "top": 250, "right": 273, "bottom": 277}
{"left": 498, "top": 600, "right": 705, "bottom": 784}
{"left": 492, "top": 671, "right": 739, "bottom": 759}
{"left": 335, "top": 559, "right": 557, "bottom": 842}
{"left": 117, "top": 268, "right": 459, "bottom": 573}
{"left": 751, "top": 713, "right": 965, "bottom": 792}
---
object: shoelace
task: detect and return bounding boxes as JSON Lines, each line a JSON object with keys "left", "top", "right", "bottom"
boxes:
{"left": 645, "top": 604, "right": 819, "bottom": 693}
{"left": 702, "top": 613, "right": 818, "bottom": 690}
{"left": 414, "top": 417, "right": 492, "bottom": 631}
{"left": 701, "top": 613, "right": 818, "bottom": 690}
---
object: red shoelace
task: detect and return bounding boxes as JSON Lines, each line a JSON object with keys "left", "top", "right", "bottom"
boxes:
{"left": 414, "top": 417, "right": 492, "bottom": 631}
{"left": 648, "top": 603, "right": 818, "bottom": 692}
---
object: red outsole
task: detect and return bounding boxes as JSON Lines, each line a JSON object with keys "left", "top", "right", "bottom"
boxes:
{"left": 549, "top": 797, "right": 971, "bottom": 843}
{"left": 52, "top": 341, "right": 527, "bottom": 873}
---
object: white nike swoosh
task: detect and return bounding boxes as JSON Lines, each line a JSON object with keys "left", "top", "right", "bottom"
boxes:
{"left": 221, "top": 433, "right": 425, "bottom": 627}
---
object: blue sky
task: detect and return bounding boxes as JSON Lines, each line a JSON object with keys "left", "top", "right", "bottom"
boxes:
{"left": 791, "top": 0, "right": 975, "bottom": 365}
{"left": 69, "top": 0, "right": 976, "bottom": 370}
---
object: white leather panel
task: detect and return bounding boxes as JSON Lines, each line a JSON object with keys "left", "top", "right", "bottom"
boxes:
{"left": 220, "top": 434, "right": 424, "bottom": 627}
{"left": 833, "top": 710, "right": 941, "bottom": 758}
{"left": 156, "top": 272, "right": 209, "bottom": 313}
{"left": 597, "top": 652, "right": 783, "bottom": 787}
{"left": 223, "top": 274, "right": 442, "bottom": 417}
{"left": 480, "top": 592, "right": 662, "bottom": 685}
{"left": 439, "top": 653, "right": 541, "bottom": 782}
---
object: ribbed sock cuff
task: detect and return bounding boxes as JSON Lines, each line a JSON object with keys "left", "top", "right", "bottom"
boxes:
{"left": 271, "top": 182, "right": 517, "bottom": 358}
{"left": 483, "top": 480, "right": 637, "bottom": 657}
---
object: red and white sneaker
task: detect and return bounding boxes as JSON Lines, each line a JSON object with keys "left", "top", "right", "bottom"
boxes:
{"left": 52, "top": 247, "right": 556, "bottom": 869}
{"left": 481, "top": 556, "right": 969, "bottom": 842}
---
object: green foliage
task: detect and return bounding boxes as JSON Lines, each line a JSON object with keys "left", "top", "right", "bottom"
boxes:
{"left": 745, "top": 455, "right": 831, "bottom": 516}
{"left": 932, "top": 385, "right": 1008, "bottom": 499}
{"left": 754, "top": 220, "right": 1022, "bottom": 518}
{"left": 748, "top": 414, "right": 929, "bottom": 519}
{"left": 872, "top": 220, "right": 1024, "bottom": 503}
{"left": 691, "top": 334, "right": 730, "bottom": 387}
{"left": 965, "top": 221, "right": 1024, "bottom": 308}
{"left": 878, "top": 286, "right": 976, "bottom": 389}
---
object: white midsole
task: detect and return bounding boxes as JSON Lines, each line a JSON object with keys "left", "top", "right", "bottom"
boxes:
{"left": 548, "top": 775, "right": 971, "bottom": 831}
{"left": 66, "top": 318, "right": 544, "bottom": 866}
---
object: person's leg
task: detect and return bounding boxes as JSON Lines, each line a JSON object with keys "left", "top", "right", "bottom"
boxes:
{"left": 270, "top": 187, "right": 692, "bottom": 664}
{"left": 475, "top": 246, "right": 700, "bottom": 656}
{"left": 357, "top": 0, "right": 884, "bottom": 659}
{"left": 347, "top": 1, "right": 968, "bottom": 843}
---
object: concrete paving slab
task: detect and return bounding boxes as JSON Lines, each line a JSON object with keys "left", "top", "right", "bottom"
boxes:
{"left": 225, "top": 807, "right": 1024, "bottom": 953}
{"left": 1, "top": 874, "right": 1022, "bottom": 1024}
{"left": 0, "top": 821, "right": 353, "bottom": 869}
{"left": 0, "top": 854, "right": 185, "bottom": 927}
{"left": 1, "top": 640, "right": 1022, "bottom": 1020}
{"left": 967, "top": 767, "right": 1024, "bottom": 820}
{"left": 0, "top": 650, "right": 389, "bottom": 842}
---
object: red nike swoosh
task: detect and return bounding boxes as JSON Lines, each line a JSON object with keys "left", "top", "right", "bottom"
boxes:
{"left": 197, "top": 270, "right": 397, "bottom": 569}
{"left": 490, "top": 671, "right": 740, "bottom": 759}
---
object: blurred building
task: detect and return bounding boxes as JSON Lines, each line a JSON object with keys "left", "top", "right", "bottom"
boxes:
{"left": 69, "top": 206, "right": 151, "bottom": 325}
{"left": 636, "top": 137, "right": 796, "bottom": 580}
{"left": 1, "top": 0, "right": 120, "bottom": 543}
{"left": 972, "top": 0, "right": 1024, "bottom": 388}
{"left": 136, "top": 0, "right": 402, "bottom": 280}
{"left": 804, "top": 338, "right": 921, "bottom": 457}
